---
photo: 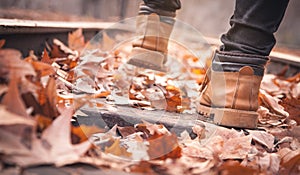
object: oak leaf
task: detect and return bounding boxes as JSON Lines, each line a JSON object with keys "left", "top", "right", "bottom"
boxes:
{"left": 105, "top": 139, "right": 132, "bottom": 158}
{"left": 0, "top": 109, "right": 91, "bottom": 167}
{"left": 0, "top": 39, "right": 5, "bottom": 48}
{"left": 1, "top": 74, "right": 29, "bottom": 118}
{"left": 0, "top": 105, "right": 35, "bottom": 126}
{"left": 247, "top": 130, "right": 275, "bottom": 150}
{"left": 0, "top": 49, "right": 36, "bottom": 79}
{"left": 68, "top": 28, "right": 85, "bottom": 52}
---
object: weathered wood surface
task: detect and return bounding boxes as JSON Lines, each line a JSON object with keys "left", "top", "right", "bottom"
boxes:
{"left": 76, "top": 102, "right": 207, "bottom": 137}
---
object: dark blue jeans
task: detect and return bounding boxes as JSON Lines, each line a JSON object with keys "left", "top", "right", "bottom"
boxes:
{"left": 140, "top": 0, "right": 289, "bottom": 56}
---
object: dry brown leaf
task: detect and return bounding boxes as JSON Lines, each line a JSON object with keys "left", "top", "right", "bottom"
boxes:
{"left": 117, "top": 126, "right": 137, "bottom": 138}
{"left": 147, "top": 132, "right": 182, "bottom": 160}
{"left": 39, "top": 109, "right": 91, "bottom": 165}
{"left": 259, "top": 89, "right": 289, "bottom": 117}
{"left": 289, "top": 126, "right": 300, "bottom": 141}
{"left": 71, "top": 125, "right": 104, "bottom": 144}
{"left": 0, "top": 49, "right": 36, "bottom": 79}
{"left": 68, "top": 28, "right": 85, "bottom": 52}
{"left": 35, "top": 114, "right": 52, "bottom": 132}
{"left": 247, "top": 130, "right": 275, "bottom": 150}
{"left": 260, "top": 74, "right": 280, "bottom": 94}
{"left": 220, "top": 135, "right": 252, "bottom": 160}
{"left": 242, "top": 152, "right": 280, "bottom": 174}
{"left": 142, "top": 88, "right": 167, "bottom": 110}
{"left": 0, "top": 39, "right": 5, "bottom": 48}
{"left": 0, "top": 126, "right": 34, "bottom": 157}
{"left": 136, "top": 122, "right": 169, "bottom": 136}
{"left": 51, "top": 39, "right": 77, "bottom": 58}
{"left": 280, "top": 97, "right": 300, "bottom": 125}
{"left": 31, "top": 61, "right": 55, "bottom": 77}
{"left": 105, "top": 139, "right": 132, "bottom": 158}
{"left": 0, "top": 105, "right": 35, "bottom": 126}
{"left": 286, "top": 72, "right": 300, "bottom": 83}
{"left": 0, "top": 109, "right": 91, "bottom": 167}
{"left": 41, "top": 48, "right": 53, "bottom": 64}
{"left": 37, "top": 77, "right": 60, "bottom": 119}
{"left": 260, "top": 153, "right": 280, "bottom": 174}
{"left": 1, "top": 74, "right": 29, "bottom": 118}
{"left": 279, "top": 148, "right": 299, "bottom": 164}
{"left": 182, "top": 141, "right": 214, "bottom": 160}
{"left": 165, "top": 85, "right": 182, "bottom": 112}
{"left": 280, "top": 150, "right": 300, "bottom": 174}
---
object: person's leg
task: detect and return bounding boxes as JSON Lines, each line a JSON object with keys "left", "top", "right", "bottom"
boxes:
{"left": 139, "top": 0, "right": 181, "bottom": 17}
{"left": 198, "top": 0, "right": 290, "bottom": 128}
{"left": 221, "top": 0, "right": 290, "bottom": 56}
{"left": 127, "top": 0, "right": 181, "bottom": 72}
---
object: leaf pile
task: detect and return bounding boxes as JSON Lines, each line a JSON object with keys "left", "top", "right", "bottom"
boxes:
{"left": 0, "top": 28, "right": 300, "bottom": 175}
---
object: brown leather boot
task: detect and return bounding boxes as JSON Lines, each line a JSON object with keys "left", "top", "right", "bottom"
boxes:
{"left": 127, "top": 14, "right": 174, "bottom": 72}
{"left": 197, "top": 51, "right": 269, "bottom": 129}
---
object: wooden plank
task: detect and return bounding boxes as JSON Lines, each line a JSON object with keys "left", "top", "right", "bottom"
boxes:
{"left": 76, "top": 102, "right": 209, "bottom": 137}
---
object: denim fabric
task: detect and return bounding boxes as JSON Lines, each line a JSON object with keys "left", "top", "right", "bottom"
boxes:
{"left": 139, "top": 0, "right": 181, "bottom": 17}
{"left": 221, "top": 0, "right": 289, "bottom": 56}
{"left": 142, "top": 0, "right": 181, "bottom": 12}
{"left": 141, "top": 0, "right": 289, "bottom": 56}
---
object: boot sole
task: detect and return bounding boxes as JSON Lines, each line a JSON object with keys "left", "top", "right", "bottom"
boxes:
{"left": 127, "top": 58, "right": 167, "bottom": 72}
{"left": 197, "top": 104, "right": 258, "bottom": 129}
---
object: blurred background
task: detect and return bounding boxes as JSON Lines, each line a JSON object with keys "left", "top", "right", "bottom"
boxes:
{"left": 0, "top": 0, "right": 299, "bottom": 50}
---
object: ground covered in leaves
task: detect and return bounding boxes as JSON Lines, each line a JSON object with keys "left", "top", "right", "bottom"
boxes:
{"left": 0, "top": 29, "right": 300, "bottom": 175}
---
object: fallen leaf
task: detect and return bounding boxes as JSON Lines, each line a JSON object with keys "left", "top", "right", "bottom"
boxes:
{"left": 117, "top": 126, "right": 137, "bottom": 138}
{"left": 1, "top": 74, "right": 29, "bottom": 117}
{"left": 71, "top": 125, "right": 104, "bottom": 144}
{"left": 147, "top": 132, "right": 182, "bottom": 160}
{"left": 247, "top": 130, "right": 275, "bottom": 150}
{"left": 280, "top": 154, "right": 300, "bottom": 174}
{"left": 220, "top": 135, "right": 252, "bottom": 160}
{"left": 51, "top": 39, "right": 77, "bottom": 58}
{"left": 68, "top": 28, "right": 85, "bottom": 52}
{"left": 259, "top": 89, "right": 289, "bottom": 117}
{"left": 0, "top": 109, "right": 91, "bottom": 167}
{"left": 0, "top": 105, "right": 35, "bottom": 126}
{"left": 105, "top": 139, "right": 132, "bottom": 158}
{"left": 0, "top": 39, "right": 5, "bottom": 48}
{"left": 38, "top": 77, "right": 60, "bottom": 119}
{"left": 280, "top": 97, "right": 300, "bottom": 125}
{"left": 279, "top": 148, "right": 300, "bottom": 174}
{"left": 252, "top": 153, "right": 280, "bottom": 174}
{"left": 31, "top": 61, "right": 55, "bottom": 77}
{"left": 41, "top": 48, "right": 53, "bottom": 64}
{"left": 124, "top": 133, "right": 150, "bottom": 161}
{"left": 260, "top": 74, "right": 280, "bottom": 94}
{"left": 0, "top": 49, "right": 36, "bottom": 79}
{"left": 165, "top": 85, "right": 182, "bottom": 112}
{"left": 35, "top": 114, "right": 52, "bottom": 132}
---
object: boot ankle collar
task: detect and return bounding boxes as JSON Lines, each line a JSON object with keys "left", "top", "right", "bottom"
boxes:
{"left": 216, "top": 50, "right": 269, "bottom": 65}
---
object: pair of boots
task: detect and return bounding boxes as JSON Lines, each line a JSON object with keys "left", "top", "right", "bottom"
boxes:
{"left": 127, "top": 14, "right": 269, "bottom": 129}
